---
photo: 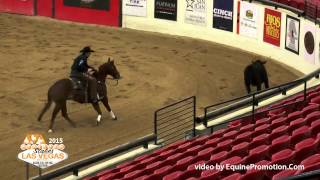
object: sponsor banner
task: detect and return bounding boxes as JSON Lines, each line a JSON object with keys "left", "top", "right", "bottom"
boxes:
{"left": 238, "top": 1, "right": 259, "bottom": 38}
{"left": 123, "top": 0, "right": 147, "bottom": 17}
{"left": 154, "top": 0, "right": 177, "bottom": 21}
{"left": 304, "top": 24, "right": 316, "bottom": 64}
{"left": 63, "top": 0, "right": 110, "bottom": 11}
{"left": 285, "top": 15, "right": 300, "bottom": 54}
{"left": 185, "top": 0, "right": 206, "bottom": 26}
{"left": 18, "top": 134, "right": 67, "bottom": 169}
{"left": 213, "top": 0, "right": 234, "bottom": 32}
{"left": 263, "top": 8, "right": 281, "bottom": 47}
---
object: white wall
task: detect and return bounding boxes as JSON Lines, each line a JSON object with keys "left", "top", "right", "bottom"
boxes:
{"left": 122, "top": 0, "right": 319, "bottom": 74}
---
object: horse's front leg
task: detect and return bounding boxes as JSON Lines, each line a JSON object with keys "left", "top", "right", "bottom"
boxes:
{"left": 91, "top": 102, "right": 102, "bottom": 125}
{"left": 102, "top": 97, "right": 117, "bottom": 120}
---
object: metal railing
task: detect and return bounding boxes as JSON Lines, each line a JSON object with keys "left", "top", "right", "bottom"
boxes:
{"left": 246, "top": 0, "right": 320, "bottom": 23}
{"left": 154, "top": 96, "right": 196, "bottom": 145}
{"left": 285, "top": 169, "right": 320, "bottom": 180}
{"left": 200, "top": 68, "right": 320, "bottom": 128}
{"left": 30, "top": 134, "right": 156, "bottom": 180}
{"left": 248, "top": 0, "right": 304, "bottom": 15}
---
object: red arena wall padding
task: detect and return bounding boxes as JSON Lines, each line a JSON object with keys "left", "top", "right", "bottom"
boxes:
{"left": 0, "top": 0, "right": 34, "bottom": 15}
{"left": 54, "top": 0, "right": 120, "bottom": 27}
{"left": 37, "top": 0, "right": 53, "bottom": 17}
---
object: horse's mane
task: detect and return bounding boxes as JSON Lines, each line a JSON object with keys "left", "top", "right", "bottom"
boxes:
{"left": 98, "top": 62, "right": 109, "bottom": 72}
{"left": 94, "top": 62, "right": 110, "bottom": 80}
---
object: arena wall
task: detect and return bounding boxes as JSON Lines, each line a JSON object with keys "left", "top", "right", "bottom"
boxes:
{"left": 0, "top": 0, "right": 120, "bottom": 26}
{"left": 37, "top": 0, "right": 53, "bottom": 17}
{"left": 0, "top": 0, "right": 34, "bottom": 15}
{"left": 122, "top": 0, "right": 320, "bottom": 75}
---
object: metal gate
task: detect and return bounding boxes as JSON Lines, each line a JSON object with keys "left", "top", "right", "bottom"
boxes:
{"left": 154, "top": 96, "right": 196, "bottom": 145}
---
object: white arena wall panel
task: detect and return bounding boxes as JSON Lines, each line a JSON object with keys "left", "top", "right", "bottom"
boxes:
{"left": 122, "top": 0, "right": 320, "bottom": 75}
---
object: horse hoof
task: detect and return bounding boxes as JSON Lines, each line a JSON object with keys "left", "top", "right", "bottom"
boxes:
{"left": 48, "top": 129, "right": 53, "bottom": 133}
{"left": 113, "top": 117, "right": 117, "bottom": 120}
{"left": 96, "top": 121, "right": 100, "bottom": 126}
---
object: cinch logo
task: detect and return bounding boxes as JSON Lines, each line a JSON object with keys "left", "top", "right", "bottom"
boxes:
{"left": 18, "top": 134, "right": 68, "bottom": 169}
{"left": 81, "top": 0, "right": 95, "bottom": 3}
{"left": 214, "top": 8, "right": 233, "bottom": 17}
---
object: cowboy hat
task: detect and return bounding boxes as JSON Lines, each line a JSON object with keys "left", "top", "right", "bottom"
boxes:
{"left": 80, "top": 46, "right": 95, "bottom": 53}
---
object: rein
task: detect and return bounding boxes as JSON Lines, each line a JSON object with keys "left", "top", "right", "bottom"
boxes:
{"left": 105, "top": 77, "right": 121, "bottom": 86}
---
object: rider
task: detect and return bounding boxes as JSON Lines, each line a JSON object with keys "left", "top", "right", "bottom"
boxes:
{"left": 70, "top": 46, "right": 99, "bottom": 103}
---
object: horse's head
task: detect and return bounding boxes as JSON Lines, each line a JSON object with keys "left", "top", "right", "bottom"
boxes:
{"left": 98, "top": 58, "right": 121, "bottom": 80}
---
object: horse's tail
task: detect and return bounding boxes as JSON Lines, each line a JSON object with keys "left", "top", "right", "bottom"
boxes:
{"left": 37, "top": 93, "right": 52, "bottom": 122}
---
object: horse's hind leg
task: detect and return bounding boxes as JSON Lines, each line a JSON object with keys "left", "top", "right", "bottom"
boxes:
{"left": 48, "top": 103, "right": 61, "bottom": 133}
{"left": 102, "top": 97, "right": 117, "bottom": 120}
{"left": 38, "top": 97, "right": 52, "bottom": 122}
{"left": 92, "top": 102, "right": 102, "bottom": 125}
{"left": 61, "top": 101, "right": 76, "bottom": 128}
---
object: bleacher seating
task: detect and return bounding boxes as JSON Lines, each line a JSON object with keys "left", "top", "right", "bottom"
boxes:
{"left": 85, "top": 86, "right": 320, "bottom": 180}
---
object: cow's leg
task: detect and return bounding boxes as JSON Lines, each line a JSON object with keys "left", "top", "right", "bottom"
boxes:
{"left": 92, "top": 102, "right": 102, "bottom": 125}
{"left": 264, "top": 79, "right": 269, "bottom": 89}
{"left": 257, "top": 84, "right": 262, "bottom": 92}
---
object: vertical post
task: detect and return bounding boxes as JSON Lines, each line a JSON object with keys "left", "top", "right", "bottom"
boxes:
{"left": 73, "top": 169, "right": 79, "bottom": 176}
{"left": 193, "top": 96, "right": 196, "bottom": 137}
{"left": 39, "top": 168, "right": 42, "bottom": 177}
{"left": 252, "top": 94, "right": 255, "bottom": 122}
{"left": 119, "top": 0, "right": 123, "bottom": 27}
{"left": 26, "top": 163, "right": 29, "bottom": 180}
{"left": 315, "top": 5, "right": 318, "bottom": 23}
{"left": 52, "top": 0, "right": 55, "bottom": 18}
{"left": 304, "top": 0, "right": 307, "bottom": 14}
{"left": 154, "top": 111, "right": 158, "bottom": 145}
{"left": 304, "top": 81, "right": 307, "bottom": 101}
{"left": 204, "top": 108, "right": 208, "bottom": 127}
{"left": 34, "top": 0, "right": 38, "bottom": 15}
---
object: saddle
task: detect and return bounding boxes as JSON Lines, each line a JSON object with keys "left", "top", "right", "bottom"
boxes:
{"left": 69, "top": 77, "right": 104, "bottom": 103}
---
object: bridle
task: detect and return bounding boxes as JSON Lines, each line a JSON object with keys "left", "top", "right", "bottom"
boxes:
{"left": 105, "top": 77, "right": 121, "bottom": 86}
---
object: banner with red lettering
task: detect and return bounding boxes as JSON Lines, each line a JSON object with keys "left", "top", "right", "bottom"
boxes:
{"left": 263, "top": 8, "right": 281, "bottom": 47}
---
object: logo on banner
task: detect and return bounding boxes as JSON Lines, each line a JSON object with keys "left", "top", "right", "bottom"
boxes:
{"left": 213, "top": 0, "right": 234, "bottom": 32}
{"left": 186, "top": 0, "right": 195, "bottom": 9}
{"left": 185, "top": 0, "right": 206, "bottom": 26}
{"left": 305, "top": 32, "right": 315, "bottom": 54}
{"left": 18, "top": 134, "right": 67, "bottom": 169}
{"left": 303, "top": 24, "right": 316, "bottom": 64}
{"left": 238, "top": 1, "right": 259, "bottom": 38}
{"left": 154, "top": 0, "right": 177, "bottom": 21}
{"left": 81, "top": 0, "right": 95, "bottom": 3}
{"left": 246, "top": 10, "right": 253, "bottom": 19}
{"left": 123, "top": 0, "right": 147, "bottom": 17}
{"left": 263, "top": 8, "right": 281, "bottom": 47}
{"left": 63, "top": 0, "right": 110, "bottom": 11}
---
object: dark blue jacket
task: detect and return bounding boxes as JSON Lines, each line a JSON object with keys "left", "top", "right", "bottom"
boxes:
{"left": 71, "top": 54, "right": 92, "bottom": 75}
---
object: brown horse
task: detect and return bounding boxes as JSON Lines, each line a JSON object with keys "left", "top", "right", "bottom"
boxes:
{"left": 38, "top": 59, "right": 121, "bottom": 133}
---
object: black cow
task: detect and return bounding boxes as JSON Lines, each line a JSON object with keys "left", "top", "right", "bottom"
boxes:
{"left": 244, "top": 60, "right": 269, "bottom": 94}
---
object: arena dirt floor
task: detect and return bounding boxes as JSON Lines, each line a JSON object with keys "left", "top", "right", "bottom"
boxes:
{"left": 0, "top": 13, "right": 303, "bottom": 179}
